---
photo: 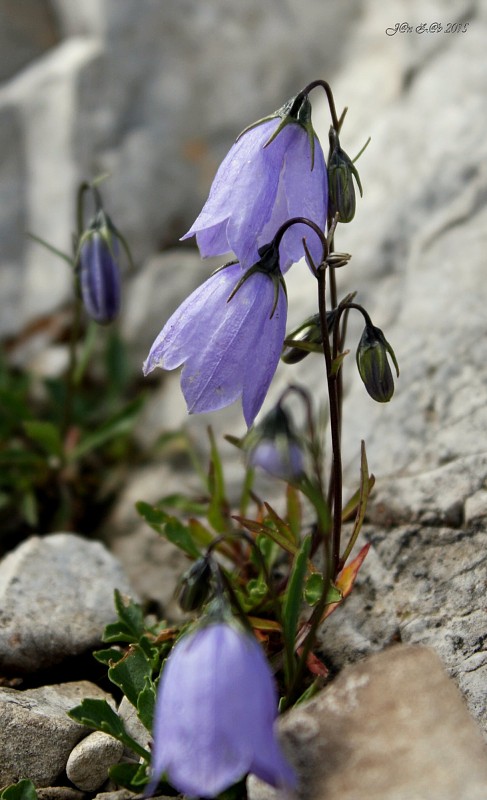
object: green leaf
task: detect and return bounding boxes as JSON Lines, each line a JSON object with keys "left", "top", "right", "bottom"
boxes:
{"left": 20, "top": 491, "right": 38, "bottom": 527}
{"left": 68, "top": 397, "right": 143, "bottom": 460}
{"left": 68, "top": 698, "right": 150, "bottom": 762}
{"left": 207, "top": 426, "right": 228, "bottom": 533}
{"left": 282, "top": 534, "right": 312, "bottom": 662}
{"left": 304, "top": 573, "right": 342, "bottom": 606}
{"left": 108, "top": 761, "right": 149, "bottom": 791}
{"left": 103, "top": 590, "right": 147, "bottom": 644}
{"left": 93, "top": 647, "right": 124, "bottom": 666}
{"left": 108, "top": 645, "right": 152, "bottom": 708}
{"left": 286, "top": 484, "right": 302, "bottom": 543}
{"left": 23, "top": 420, "right": 63, "bottom": 458}
{"left": 0, "top": 780, "right": 38, "bottom": 800}
{"left": 137, "top": 676, "right": 157, "bottom": 731}
{"left": 136, "top": 501, "right": 201, "bottom": 558}
{"left": 340, "top": 441, "right": 373, "bottom": 566}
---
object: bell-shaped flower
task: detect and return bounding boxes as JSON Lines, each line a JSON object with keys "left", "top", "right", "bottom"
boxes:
{"left": 147, "top": 622, "right": 296, "bottom": 798}
{"left": 78, "top": 210, "right": 122, "bottom": 325}
{"left": 182, "top": 92, "right": 328, "bottom": 272}
{"left": 143, "top": 255, "right": 287, "bottom": 428}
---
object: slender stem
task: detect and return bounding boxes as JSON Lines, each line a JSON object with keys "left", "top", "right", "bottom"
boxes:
{"left": 62, "top": 297, "right": 83, "bottom": 439}
{"left": 317, "top": 266, "right": 342, "bottom": 579}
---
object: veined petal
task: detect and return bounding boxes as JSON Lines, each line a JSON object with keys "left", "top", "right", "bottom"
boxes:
{"left": 149, "top": 623, "right": 295, "bottom": 798}
{"left": 143, "top": 265, "right": 240, "bottom": 375}
{"left": 180, "top": 266, "right": 285, "bottom": 422}
{"left": 242, "top": 279, "right": 287, "bottom": 427}
{"left": 182, "top": 119, "right": 279, "bottom": 239}
{"left": 259, "top": 126, "right": 327, "bottom": 273}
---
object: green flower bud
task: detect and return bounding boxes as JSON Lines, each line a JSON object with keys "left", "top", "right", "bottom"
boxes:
{"left": 176, "top": 557, "right": 213, "bottom": 612}
{"left": 328, "top": 128, "right": 363, "bottom": 223}
{"left": 356, "top": 324, "right": 399, "bottom": 403}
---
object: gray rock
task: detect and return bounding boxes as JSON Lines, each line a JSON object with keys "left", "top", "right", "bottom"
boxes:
{"left": 370, "top": 524, "right": 487, "bottom": 736}
{"left": 0, "top": 0, "right": 60, "bottom": 82}
{"left": 0, "top": 532, "right": 136, "bottom": 673}
{"left": 1, "top": 0, "right": 363, "bottom": 338}
{"left": 66, "top": 730, "right": 124, "bottom": 792}
{"left": 0, "top": 36, "right": 103, "bottom": 337}
{"left": 0, "top": 680, "right": 112, "bottom": 787}
{"left": 37, "top": 789, "right": 85, "bottom": 800}
{"left": 118, "top": 696, "right": 151, "bottom": 753}
{"left": 248, "top": 646, "right": 487, "bottom": 800}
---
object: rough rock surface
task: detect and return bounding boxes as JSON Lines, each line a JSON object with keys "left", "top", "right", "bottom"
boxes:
{"left": 0, "top": 0, "right": 363, "bottom": 337}
{"left": 248, "top": 645, "right": 487, "bottom": 800}
{"left": 0, "top": 680, "right": 112, "bottom": 787}
{"left": 0, "top": 532, "right": 135, "bottom": 673}
{"left": 66, "top": 730, "right": 124, "bottom": 792}
{"left": 318, "top": 523, "right": 487, "bottom": 735}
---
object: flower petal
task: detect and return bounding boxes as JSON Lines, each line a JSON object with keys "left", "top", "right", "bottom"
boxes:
{"left": 242, "top": 280, "right": 287, "bottom": 426}
{"left": 259, "top": 127, "right": 327, "bottom": 272}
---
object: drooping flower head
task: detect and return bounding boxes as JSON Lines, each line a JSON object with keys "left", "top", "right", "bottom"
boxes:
{"left": 147, "top": 620, "right": 296, "bottom": 798}
{"left": 246, "top": 403, "right": 304, "bottom": 481}
{"left": 182, "top": 89, "right": 328, "bottom": 272}
{"left": 78, "top": 209, "right": 122, "bottom": 325}
{"left": 143, "top": 242, "right": 287, "bottom": 428}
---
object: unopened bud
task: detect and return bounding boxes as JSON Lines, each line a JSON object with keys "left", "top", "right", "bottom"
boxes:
{"left": 79, "top": 210, "right": 121, "bottom": 324}
{"left": 177, "top": 557, "right": 213, "bottom": 612}
{"left": 356, "top": 324, "right": 399, "bottom": 402}
{"left": 328, "top": 128, "right": 363, "bottom": 223}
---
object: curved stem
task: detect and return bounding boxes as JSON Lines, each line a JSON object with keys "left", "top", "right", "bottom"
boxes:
{"left": 272, "top": 216, "right": 328, "bottom": 264}
{"left": 296, "top": 79, "right": 341, "bottom": 132}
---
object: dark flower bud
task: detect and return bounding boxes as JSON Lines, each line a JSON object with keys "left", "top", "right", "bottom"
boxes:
{"left": 177, "top": 557, "right": 213, "bottom": 612}
{"left": 78, "top": 210, "right": 121, "bottom": 324}
{"left": 245, "top": 405, "right": 304, "bottom": 481}
{"left": 356, "top": 324, "right": 399, "bottom": 402}
{"left": 328, "top": 128, "right": 363, "bottom": 223}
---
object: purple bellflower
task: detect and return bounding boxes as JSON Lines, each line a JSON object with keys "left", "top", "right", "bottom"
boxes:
{"left": 79, "top": 211, "right": 121, "bottom": 325}
{"left": 143, "top": 249, "right": 287, "bottom": 428}
{"left": 182, "top": 92, "right": 328, "bottom": 272}
{"left": 147, "top": 622, "right": 296, "bottom": 798}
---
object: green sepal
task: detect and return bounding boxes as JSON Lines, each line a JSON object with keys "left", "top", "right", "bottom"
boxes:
{"left": 236, "top": 92, "right": 318, "bottom": 168}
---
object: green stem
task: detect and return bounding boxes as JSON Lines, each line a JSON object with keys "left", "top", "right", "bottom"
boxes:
{"left": 62, "top": 297, "right": 83, "bottom": 439}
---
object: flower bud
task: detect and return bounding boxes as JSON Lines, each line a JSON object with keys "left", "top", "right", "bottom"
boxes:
{"left": 356, "top": 324, "right": 399, "bottom": 402}
{"left": 79, "top": 210, "right": 121, "bottom": 324}
{"left": 328, "top": 128, "right": 363, "bottom": 223}
{"left": 246, "top": 405, "right": 304, "bottom": 481}
{"left": 176, "top": 557, "right": 212, "bottom": 612}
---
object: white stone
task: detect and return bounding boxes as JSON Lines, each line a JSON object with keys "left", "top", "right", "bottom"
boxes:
{"left": 66, "top": 730, "right": 124, "bottom": 792}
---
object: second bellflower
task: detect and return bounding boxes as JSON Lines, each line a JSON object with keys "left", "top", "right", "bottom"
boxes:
{"left": 143, "top": 258, "right": 286, "bottom": 427}
{"left": 182, "top": 93, "right": 328, "bottom": 272}
{"left": 147, "top": 622, "right": 296, "bottom": 798}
